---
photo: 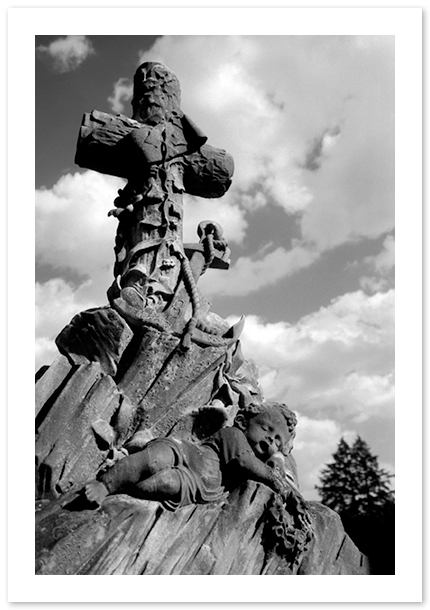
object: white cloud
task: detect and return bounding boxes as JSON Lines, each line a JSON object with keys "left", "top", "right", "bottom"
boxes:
{"left": 35, "top": 170, "right": 127, "bottom": 369}
{"left": 35, "top": 278, "right": 101, "bottom": 371}
{"left": 108, "top": 78, "right": 133, "bottom": 114}
{"left": 36, "top": 35, "right": 94, "bottom": 73}
{"left": 183, "top": 193, "right": 247, "bottom": 245}
{"left": 199, "top": 243, "right": 319, "bottom": 297}
{"left": 359, "top": 235, "right": 395, "bottom": 293}
{"left": 359, "top": 276, "right": 389, "bottom": 293}
{"left": 235, "top": 289, "right": 394, "bottom": 423}
{"left": 365, "top": 234, "right": 395, "bottom": 274}
{"left": 136, "top": 35, "right": 394, "bottom": 251}
{"left": 36, "top": 170, "right": 124, "bottom": 280}
{"left": 138, "top": 36, "right": 313, "bottom": 216}
{"left": 36, "top": 337, "right": 60, "bottom": 373}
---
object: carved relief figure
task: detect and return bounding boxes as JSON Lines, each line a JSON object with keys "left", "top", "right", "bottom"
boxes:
{"left": 85, "top": 402, "right": 298, "bottom": 510}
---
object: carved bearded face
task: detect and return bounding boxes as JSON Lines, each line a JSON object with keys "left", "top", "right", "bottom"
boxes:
{"left": 132, "top": 62, "right": 181, "bottom": 125}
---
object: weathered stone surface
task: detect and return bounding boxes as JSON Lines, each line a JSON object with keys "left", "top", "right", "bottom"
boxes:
{"left": 113, "top": 322, "right": 239, "bottom": 439}
{"left": 35, "top": 355, "right": 73, "bottom": 418}
{"left": 75, "top": 63, "right": 233, "bottom": 334}
{"left": 117, "top": 326, "right": 180, "bottom": 404}
{"left": 36, "top": 363, "right": 121, "bottom": 498}
{"left": 35, "top": 329, "right": 240, "bottom": 500}
{"left": 35, "top": 482, "right": 368, "bottom": 575}
{"left": 183, "top": 145, "right": 234, "bottom": 198}
{"left": 55, "top": 307, "right": 133, "bottom": 376}
{"left": 75, "top": 110, "right": 142, "bottom": 178}
{"left": 35, "top": 312, "right": 243, "bottom": 498}
{"left": 136, "top": 342, "right": 228, "bottom": 427}
{"left": 154, "top": 373, "right": 229, "bottom": 440}
{"left": 297, "top": 502, "right": 369, "bottom": 575}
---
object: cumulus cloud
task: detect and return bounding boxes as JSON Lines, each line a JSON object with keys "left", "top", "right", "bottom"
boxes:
{"left": 138, "top": 36, "right": 313, "bottom": 216}
{"left": 35, "top": 170, "right": 125, "bottom": 368}
{"left": 302, "top": 126, "right": 341, "bottom": 171}
{"left": 108, "top": 77, "right": 133, "bottom": 114}
{"left": 36, "top": 35, "right": 94, "bottom": 73}
{"left": 36, "top": 170, "right": 124, "bottom": 280}
{"left": 36, "top": 337, "right": 60, "bottom": 373}
{"left": 183, "top": 193, "right": 247, "bottom": 245}
{"left": 137, "top": 35, "right": 394, "bottom": 251}
{"left": 36, "top": 278, "right": 101, "bottom": 371}
{"left": 360, "top": 234, "right": 395, "bottom": 293}
{"left": 365, "top": 234, "right": 395, "bottom": 274}
{"left": 235, "top": 288, "right": 394, "bottom": 423}
{"left": 199, "top": 242, "right": 319, "bottom": 297}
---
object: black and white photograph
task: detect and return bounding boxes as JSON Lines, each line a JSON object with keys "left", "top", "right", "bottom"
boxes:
{"left": 7, "top": 5, "right": 422, "bottom": 603}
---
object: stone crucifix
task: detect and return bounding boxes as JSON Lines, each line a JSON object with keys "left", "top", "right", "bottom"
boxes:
{"left": 75, "top": 62, "right": 234, "bottom": 345}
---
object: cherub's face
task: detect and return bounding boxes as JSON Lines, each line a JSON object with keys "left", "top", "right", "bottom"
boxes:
{"left": 245, "top": 410, "right": 290, "bottom": 462}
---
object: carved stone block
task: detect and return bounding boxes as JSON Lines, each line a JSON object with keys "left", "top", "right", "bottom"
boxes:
{"left": 36, "top": 363, "right": 120, "bottom": 498}
{"left": 55, "top": 307, "right": 133, "bottom": 377}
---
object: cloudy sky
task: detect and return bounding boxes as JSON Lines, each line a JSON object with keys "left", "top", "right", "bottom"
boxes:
{"left": 35, "top": 33, "right": 395, "bottom": 501}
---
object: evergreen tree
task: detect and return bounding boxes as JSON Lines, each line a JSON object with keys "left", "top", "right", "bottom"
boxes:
{"left": 316, "top": 436, "right": 394, "bottom": 517}
{"left": 316, "top": 436, "right": 395, "bottom": 574}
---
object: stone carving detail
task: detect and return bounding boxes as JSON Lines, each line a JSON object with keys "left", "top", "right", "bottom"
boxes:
{"left": 75, "top": 62, "right": 234, "bottom": 348}
{"left": 35, "top": 61, "right": 369, "bottom": 576}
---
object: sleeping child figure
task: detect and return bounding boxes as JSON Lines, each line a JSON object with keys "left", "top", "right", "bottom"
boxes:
{"left": 85, "top": 401, "right": 298, "bottom": 511}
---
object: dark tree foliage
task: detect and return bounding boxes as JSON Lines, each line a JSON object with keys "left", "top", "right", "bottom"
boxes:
{"left": 316, "top": 436, "right": 395, "bottom": 575}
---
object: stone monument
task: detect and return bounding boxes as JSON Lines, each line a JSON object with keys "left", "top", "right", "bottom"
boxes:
{"left": 35, "top": 62, "right": 369, "bottom": 576}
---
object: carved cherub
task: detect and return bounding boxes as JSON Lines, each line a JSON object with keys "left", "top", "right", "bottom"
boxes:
{"left": 85, "top": 402, "right": 298, "bottom": 510}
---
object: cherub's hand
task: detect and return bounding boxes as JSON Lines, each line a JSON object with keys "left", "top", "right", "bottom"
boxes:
{"left": 267, "top": 452, "right": 300, "bottom": 493}
{"left": 85, "top": 481, "right": 109, "bottom": 506}
{"left": 269, "top": 468, "right": 289, "bottom": 495}
{"left": 267, "top": 452, "right": 286, "bottom": 471}
{"left": 267, "top": 452, "right": 289, "bottom": 492}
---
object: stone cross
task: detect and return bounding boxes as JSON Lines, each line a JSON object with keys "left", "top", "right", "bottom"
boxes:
{"left": 75, "top": 62, "right": 234, "bottom": 338}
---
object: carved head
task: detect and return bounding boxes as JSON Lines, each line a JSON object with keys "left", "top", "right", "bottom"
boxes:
{"left": 132, "top": 62, "right": 181, "bottom": 124}
{"left": 120, "top": 256, "right": 178, "bottom": 310}
{"left": 234, "top": 402, "right": 297, "bottom": 459}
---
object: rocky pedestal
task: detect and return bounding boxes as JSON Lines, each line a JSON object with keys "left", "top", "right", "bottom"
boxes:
{"left": 35, "top": 308, "right": 369, "bottom": 575}
{"left": 36, "top": 483, "right": 367, "bottom": 575}
{"left": 36, "top": 307, "right": 247, "bottom": 498}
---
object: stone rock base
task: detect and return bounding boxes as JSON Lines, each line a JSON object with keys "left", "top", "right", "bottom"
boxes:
{"left": 35, "top": 307, "right": 369, "bottom": 575}
{"left": 36, "top": 482, "right": 368, "bottom": 575}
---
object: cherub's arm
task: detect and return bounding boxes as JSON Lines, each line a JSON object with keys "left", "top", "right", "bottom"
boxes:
{"left": 267, "top": 452, "right": 299, "bottom": 491}
{"left": 234, "top": 451, "right": 284, "bottom": 493}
